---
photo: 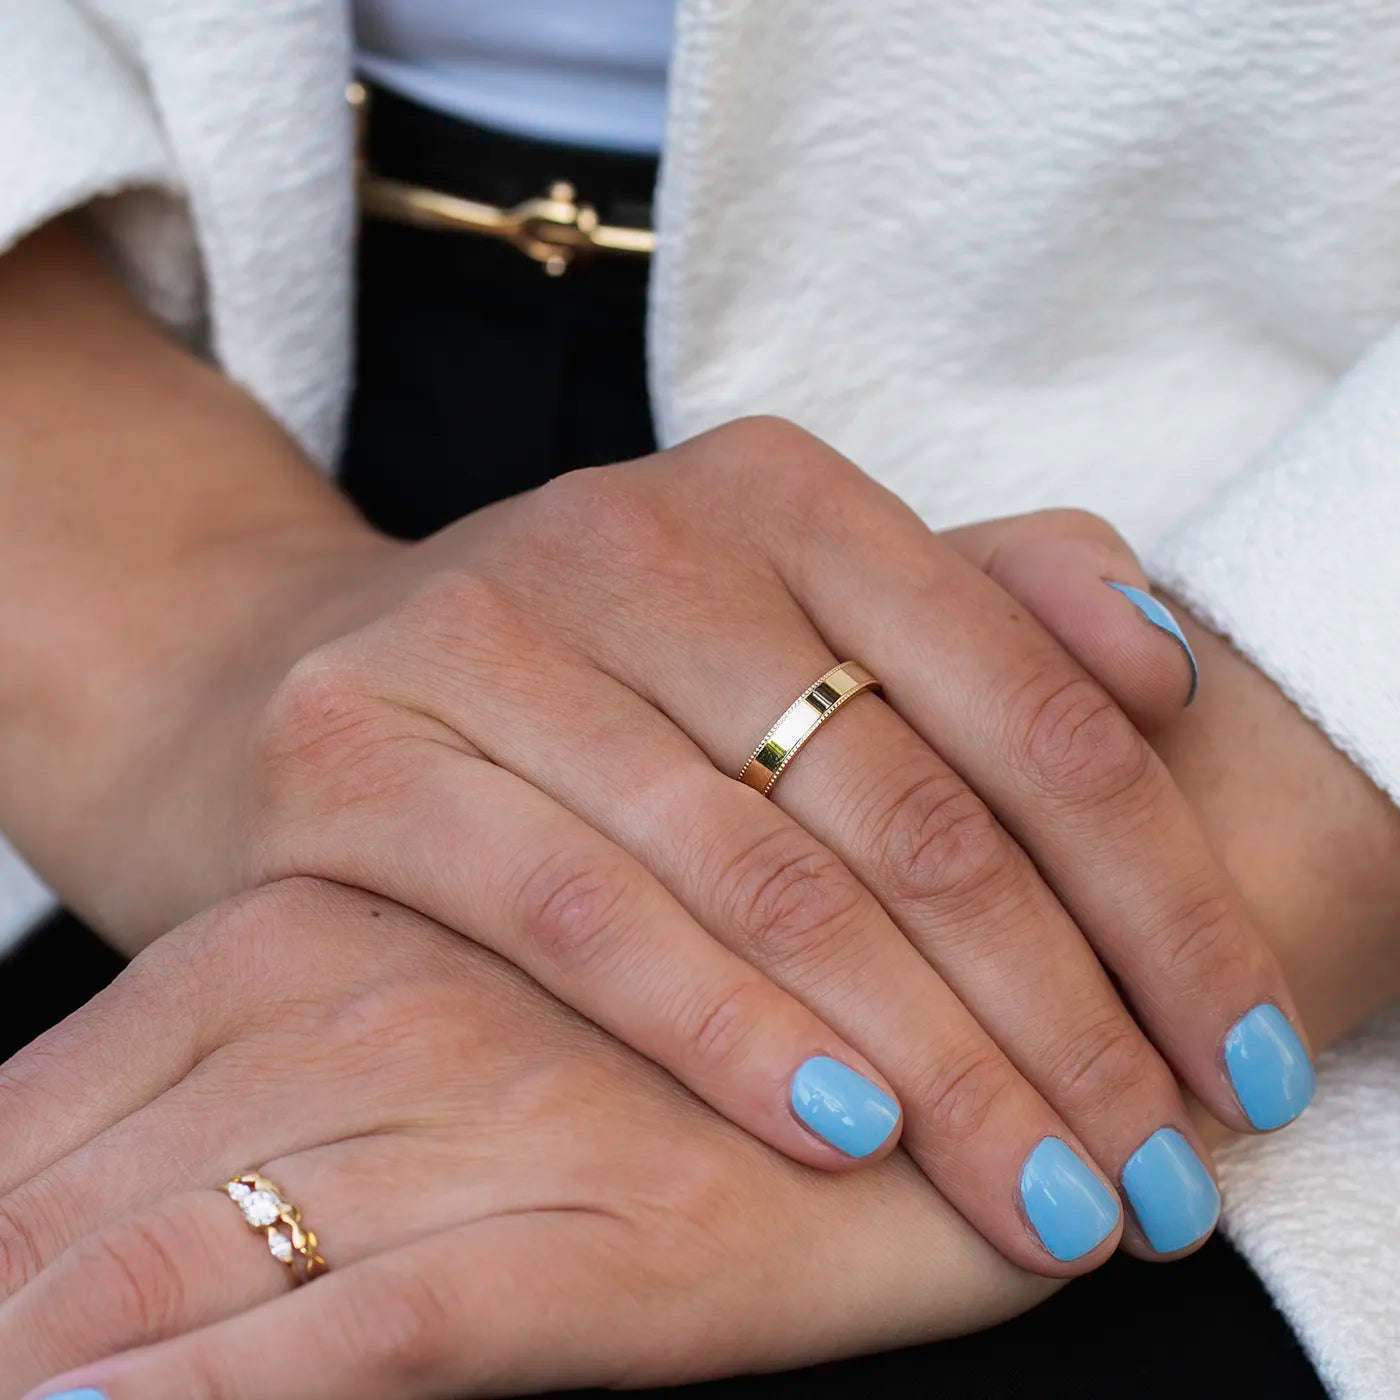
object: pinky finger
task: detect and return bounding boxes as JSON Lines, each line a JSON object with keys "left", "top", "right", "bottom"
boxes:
{"left": 942, "top": 510, "right": 1199, "bottom": 731}
{"left": 26, "top": 1214, "right": 684, "bottom": 1400}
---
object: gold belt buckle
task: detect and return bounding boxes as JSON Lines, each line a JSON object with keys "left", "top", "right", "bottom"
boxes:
{"left": 349, "top": 82, "right": 656, "bottom": 276}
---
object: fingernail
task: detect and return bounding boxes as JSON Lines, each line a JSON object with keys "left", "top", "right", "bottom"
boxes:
{"left": 1122, "top": 1127, "right": 1221, "bottom": 1254}
{"left": 1224, "top": 1003, "right": 1316, "bottom": 1130}
{"left": 40, "top": 1391, "right": 109, "bottom": 1399}
{"left": 1106, "top": 582, "right": 1199, "bottom": 704}
{"left": 790, "top": 1056, "right": 899, "bottom": 1158}
{"left": 1020, "top": 1136, "right": 1121, "bottom": 1261}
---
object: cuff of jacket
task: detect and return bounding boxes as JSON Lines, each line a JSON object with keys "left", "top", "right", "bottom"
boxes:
{"left": 0, "top": 0, "right": 197, "bottom": 326}
{"left": 1147, "top": 324, "right": 1400, "bottom": 810}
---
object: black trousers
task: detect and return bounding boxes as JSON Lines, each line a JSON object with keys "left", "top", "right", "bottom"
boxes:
{"left": 0, "top": 102, "right": 1325, "bottom": 1399}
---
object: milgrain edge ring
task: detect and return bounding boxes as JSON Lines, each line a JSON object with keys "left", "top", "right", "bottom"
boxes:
{"left": 226, "top": 1173, "right": 328, "bottom": 1285}
{"left": 737, "top": 662, "right": 881, "bottom": 797}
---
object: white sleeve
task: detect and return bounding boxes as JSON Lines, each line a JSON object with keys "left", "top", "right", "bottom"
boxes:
{"left": 1149, "top": 325, "right": 1400, "bottom": 806}
{"left": 1149, "top": 329, "right": 1400, "bottom": 1398}
{"left": 0, "top": 0, "right": 202, "bottom": 329}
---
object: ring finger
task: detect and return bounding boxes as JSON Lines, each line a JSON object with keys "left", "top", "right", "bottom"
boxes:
{"left": 0, "top": 1143, "right": 397, "bottom": 1394}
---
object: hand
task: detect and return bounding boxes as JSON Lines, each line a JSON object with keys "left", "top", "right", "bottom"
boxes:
{"left": 19, "top": 416, "right": 1310, "bottom": 1274}
{"left": 0, "top": 878, "right": 1058, "bottom": 1400}
{"left": 9, "top": 612, "right": 1397, "bottom": 1400}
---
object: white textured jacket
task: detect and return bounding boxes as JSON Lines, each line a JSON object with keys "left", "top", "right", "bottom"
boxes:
{"left": 2, "top": 2, "right": 1397, "bottom": 1393}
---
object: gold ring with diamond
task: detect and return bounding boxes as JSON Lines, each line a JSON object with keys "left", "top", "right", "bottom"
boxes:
{"left": 226, "top": 1173, "right": 328, "bottom": 1284}
{"left": 738, "top": 662, "right": 881, "bottom": 796}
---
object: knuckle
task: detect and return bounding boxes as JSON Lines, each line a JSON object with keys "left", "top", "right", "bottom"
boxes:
{"left": 256, "top": 648, "right": 380, "bottom": 774}
{"left": 514, "top": 851, "right": 636, "bottom": 975}
{"left": 180, "top": 877, "right": 334, "bottom": 959}
{"left": 252, "top": 651, "right": 405, "bottom": 836}
{"left": 1144, "top": 891, "right": 1243, "bottom": 981}
{"left": 146, "top": 877, "right": 355, "bottom": 1007}
{"left": 1045, "top": 1014, "right": 1160, "bottom": 1114}
{"left": 703, "top": 416, "right": 854, "bottom": 501}
{"left": 719, "top": 827, "right": 868, "bottom": 972}
{"left": 676, "top": 979, "right": 772, "bottom": 1076}
{"left": 1036, "top": 507, "right": 1128, "bottom": 552}
{"left": 71, "top": 1215, "right": 187, "bottom": 1339}
{"left": 394, "top": 566, "right": 522, "bottom": 654}
{"left": 0, "top": 1195, "right": 44, "bottom": 1297}
{"left": 710, "top": 414, "right": 819, "bottom": 459}
{"left": 1013, "top": 668, "right": 1152, "bottom": 806}
{"left": 349, "top": 1265, "right": 455, "bottom": 1384}
{"left": 531, "top": 466, "right": 685, "bottom": 575}
{"left": 912, "top": 1044, "right": 1018, "bottom": 1150}
{"left": 864, "top": 768, "right": 1012, "bottom": 908}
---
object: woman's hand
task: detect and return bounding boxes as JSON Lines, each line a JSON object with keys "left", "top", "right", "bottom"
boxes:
{"left": 101, "top": 419, "right": 1326, "bottom": 1270}
{"left": 0, "top": 878, "right": 1060, "bottom": 1400}
{"left": 0, "top": 223, "right": 1311, "bottom": 1274}
{"left": 9, "top": 616, "right": 1398, "bottom": 1400}
{"left": 5, "top": 266, "right": 1315, "bottom": 1275}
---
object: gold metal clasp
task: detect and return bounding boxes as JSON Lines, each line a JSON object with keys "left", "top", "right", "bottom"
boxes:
{"left": 348, "top": 82, "right": 656, "bottom": 275}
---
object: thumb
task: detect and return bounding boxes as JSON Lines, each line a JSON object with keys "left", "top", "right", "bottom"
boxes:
{"left": 942, "top": 510, "right": 1198, "bottom": 733}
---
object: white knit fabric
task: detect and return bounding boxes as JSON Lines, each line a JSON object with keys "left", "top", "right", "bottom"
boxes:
{"left": 650, "top": 6, "right": 1400, "bottom": 1393}
{"left": 0, "top": 1, "right": 1396, "bottom": 1393}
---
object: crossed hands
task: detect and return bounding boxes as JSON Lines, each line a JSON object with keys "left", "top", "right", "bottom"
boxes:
{"left": 6, "top": 419, "right": 1339, "bottom": 1399}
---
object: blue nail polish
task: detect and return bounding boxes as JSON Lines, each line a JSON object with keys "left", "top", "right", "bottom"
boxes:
{"left": 40, "top": 1391, "right": 109, "bottom": 1399}
{"left": 1020, "top": 1136, "right": 1121, "bottom": 1261}
{"left": 1122, "top": 1127, "right": 1221, "bottom": 1254}
{"left": 1224, "top": 1003, "right": 1315, "bottom": 1130}
{"left": 790, "top": 1056, "right": 899, "bottom": 1158}
{"left": 1106, "top": 582, "right": 1199, "bottom": 704}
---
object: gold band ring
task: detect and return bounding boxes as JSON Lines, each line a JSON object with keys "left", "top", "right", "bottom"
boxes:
{"left": 226, "top": 1173, "right": 328, "bottom": 1285}
{"left": 738, "top": 662, "right": 881, "bottom": 796}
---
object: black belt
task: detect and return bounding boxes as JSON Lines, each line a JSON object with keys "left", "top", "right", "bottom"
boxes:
{"left": 352, "top": 81, "right": 658, "bottom": 277}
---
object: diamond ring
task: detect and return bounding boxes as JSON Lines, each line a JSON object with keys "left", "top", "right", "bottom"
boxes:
{"left": 226, "top": 1173, "right": 328, "bottom": 1284}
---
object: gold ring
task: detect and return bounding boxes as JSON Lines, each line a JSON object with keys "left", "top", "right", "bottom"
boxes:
{"left": 226, "top": 1173, "right": 328, "bottom": 1284}
{"left": 738, "top": 662, "right": 881, "bottom": 796}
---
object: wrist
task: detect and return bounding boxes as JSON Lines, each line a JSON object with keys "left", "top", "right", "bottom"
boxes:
{"left": 0, "top": 506, "right": 403, "bottom": 943}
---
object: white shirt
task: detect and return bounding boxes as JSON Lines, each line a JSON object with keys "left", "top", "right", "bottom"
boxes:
{"left": 354, "top": 0, "right": 675, "bottom": 152}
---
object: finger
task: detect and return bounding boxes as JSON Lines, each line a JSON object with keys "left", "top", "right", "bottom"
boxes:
{"left": 0, "top": 931, "right": 212, "bottom": 1198}
{"left": 24, "top": 1214, "right": 658, "bottom": 1400}
{"left": 553, "top": 612, "right": 1211, "bottom": 1260}
{"left": 0, "top": 1034, "right": 424, "bottom": 1299}
{"left": 4, "top": 1138, "right": 459, "bottom": 1396}
{"left": 338, "top": 601, "right": 1126, "bottom": 1274}
{"left": 262, "top": 723, "right": 910, "bottom": 1178}
{"left": 744, "top": 432, "right": 1314, "bottom": 1139}
{"left": 942, "top": 509, "right": 1198, "bottom": 729}
{"left": 710, "top": 692, "right": 1220, "bottom": 1261}
{"left": 474, "top": 469, "right": 1205, "bottom": 1260}
{"left": 1, "top": 1189, "right": 284, "bottom": 1394}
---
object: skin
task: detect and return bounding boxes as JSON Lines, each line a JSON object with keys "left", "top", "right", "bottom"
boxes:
{"left": 6, "top": 628, "right": 1400, "bottom": 1399}
{"left": 0, "top": 224, "right": 1316, "bottom": 1274}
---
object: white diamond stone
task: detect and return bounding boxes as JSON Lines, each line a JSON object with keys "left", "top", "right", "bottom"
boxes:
{"left": 227, "top": 1181, "right": 252, "bottom": 1203}
{"left": 268, "top": 1231, "right": 295, "bottom": 1263}
{"left": 241, "top": 1189, "right": 283, "bottom": 1228}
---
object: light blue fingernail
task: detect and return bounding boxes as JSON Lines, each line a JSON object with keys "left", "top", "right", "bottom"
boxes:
{"left": 790, "top": 1056, "right": 899, "bottom": 1158}
{"left": 1122, "top": 1127, "right": 1221, "bottom": 1254}
{"left": 41, "top": 1390, "right": 109, "bottom": 1399}
{"left": 1224, "top": 1003, "right": 1315, "bottom": 1130}
{"left": 1020, "top": 1137, "right": 1121, "bottom": 1261}
{"left": 1107, "top": 582, "right": 1199, "bottom": 704}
